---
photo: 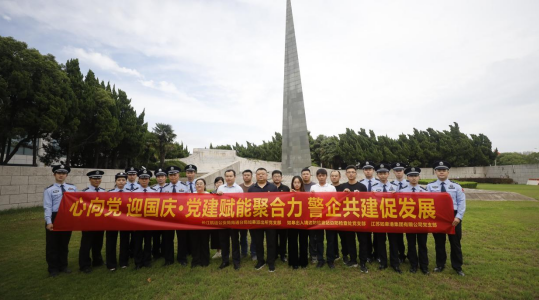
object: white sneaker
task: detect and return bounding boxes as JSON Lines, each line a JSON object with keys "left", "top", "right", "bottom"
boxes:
{"left": 212, "top": 251, "right": 222, "bottom": 259}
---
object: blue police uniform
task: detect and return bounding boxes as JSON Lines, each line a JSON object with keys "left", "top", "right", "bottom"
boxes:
{"left": 105, "top": 172, "right": 132, "bottom": 270}
{"left": 399, "top": 166, "right": 430, "bottom": 274}
{"left": 44, "top": 164, "right": 77, "bottom": 276}
{"left": 390, "top": 162, "right": 408, "bottom": 263}
{"left": 133, "top": 169, "right": 156, "bottom": 269}
{"left": 427, "top": 161, "right": 466, "bottom": 276}
{"left": 161, "top": 166, "right": 188, "bottom": 266}
{"left": 79, "top": 170, "right": 106, "bottom": 273}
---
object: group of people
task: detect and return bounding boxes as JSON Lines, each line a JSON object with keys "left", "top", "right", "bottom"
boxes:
{"left": 43, "top": 161, "right": 466, "bottom": 277}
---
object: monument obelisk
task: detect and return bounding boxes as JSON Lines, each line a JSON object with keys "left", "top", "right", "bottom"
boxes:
{"left": 281, "top": 0, "right": 311, "bottom": 175}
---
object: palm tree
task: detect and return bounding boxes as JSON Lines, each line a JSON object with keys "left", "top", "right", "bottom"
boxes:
{"left": 152, "top": 123, "right": 177, "bottom": 168}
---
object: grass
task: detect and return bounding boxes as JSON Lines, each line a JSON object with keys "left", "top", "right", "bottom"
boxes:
{"left": 1, "top": 201, "right": 538, "bottom": 300}
{"left": 476, "top": 183, "right": 539, "bottom": 200}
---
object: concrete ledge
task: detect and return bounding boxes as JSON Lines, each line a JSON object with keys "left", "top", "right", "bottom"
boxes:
{"left": 465, "top": 189, "right": 536, "bottom": 201}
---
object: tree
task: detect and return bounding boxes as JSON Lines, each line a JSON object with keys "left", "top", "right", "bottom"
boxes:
{"left": 0, "top": 37, "right": 69, "bottom": 165}
{"left": 152, "top": 123, "right": 177, "bottom": 168}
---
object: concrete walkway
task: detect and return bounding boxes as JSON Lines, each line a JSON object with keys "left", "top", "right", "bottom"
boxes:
{"left": 465, "top": 189, "right": 536, "bottom": 201}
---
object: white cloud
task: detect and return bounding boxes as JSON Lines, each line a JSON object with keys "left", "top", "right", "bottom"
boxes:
{"left": 63, "top": 47, "right": 142, "bottom": 78}
{"left": 2, "top": 0, "right": 539, "bottom": 152}
{"left": 2, "top": 14, "right": 11, "bottom": 21}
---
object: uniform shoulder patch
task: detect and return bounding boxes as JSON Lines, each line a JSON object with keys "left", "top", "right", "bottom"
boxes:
{"left": 108, "top": 189, "right": 116, "bottom": 192}
{"left": 449, "top": 180, "right": 461, "bottom": 186}
{"left": 131, "top": 187, "right": 139, "bottom": 191}
{"left": 390, "top": 182, "right": 398, "bottom": 186}
{"left": 149, "top": 187, "right": 157, "bottom": 191}
{"left": 420, "top": 186, "right": 427, "bottom": 191}
{"left": 82, "top": 187, "right": 90, "bottom": 191}
{"left": 44, "top": 184, "right": 54, "bottom": 191}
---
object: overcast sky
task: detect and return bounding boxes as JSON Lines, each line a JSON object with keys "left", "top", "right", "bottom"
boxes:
{"left": 1, "top": 0, "right": 538, "bottom": 153}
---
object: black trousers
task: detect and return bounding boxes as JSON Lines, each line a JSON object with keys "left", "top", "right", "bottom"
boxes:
{"left": 79, "top": 231, "right": 104, "bottom": 270}
{"left": 308, "top": 230, "right": 317, "bottom": 259}
{"left": 375, "top": 232, "right": 388, "bottom": 267}
{"left": 371, "top": 232, "right": 378, "bottom": 259}
{"left": 152, "top": 230, "right": 162, "bottom": 259}
{"left": 105, "top": 231, "right": 130, "bottom": 269}
{"left": 388, "top": 233, "right": 403, "bottom": 268}
{"left": 210, "top": 230, "right": 220, "bottom": 249}
{"left": 324, "top": 230, "right": 337, "bottom": 263}
{"left": 239, "top": 229, "right": 248, "bottom": 255}
{"left": 133, "top": 231, "right": 152, "bottom": 267}
{"left": 190, "top": 230, "right": 210, "bottom": 267}
{"left": 162, "top": 230, "right": 175, "bottom": 264}
{"left": 176, "top": 230, "right": 188, "bottom": 263}
{"left": 276, "top": 229, "right": 287, "bottom": 259}
{"left": 339, "top": 231, "right": 348, "bottom": 257}
{"left": 346, "top": 231, "right": 371, "bottom": 264}
{"left": 45, "top": 213, "right": 72, "bottom": 274}
{"left": 398, "top": 233, "right": 406, "bottom": 261}
{"left": 287, "top": 229, "right": 308, "bottom": 267}
{"left": 219, "top": 229, "right": 241, "bottom": 265}
{"left": 406, "top": 233, "right": 428, "bottom": 271}
{"left": 253, "top": 229, "right": 276, "bottom": 265}
{"left": 433, "top": 213, "right": 463, "bottom": 271}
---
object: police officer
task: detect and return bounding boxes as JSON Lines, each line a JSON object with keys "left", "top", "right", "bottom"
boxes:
{"left": 133, "top": 168, "right": 156, "bottom": 269}
{"left": 427, "top": 161, "right": 466, "bottom": 276}
{"left": 151, "top": 167, "right": 169, "bottom": 260}
{"left": 125, "top": 166, "right": 141, "bottom": 191}
{"left": 106, "top": 172, "right": 132, "bottom": 271}
{"left": 400, "top": 167, "right": 430, "bottom": 275}
{"left": 79, "top": 170, "right": 106, "bottom": 273}
{"left": 359, "top": 161, "right": 380, "bottom": 263}
{"left": 161, "top": 165, "right": 188, "bottom": 266}
{"left": 44, "top": 164, "right": 77, "bottom": 277}
{"left": 183, "top": 164, "right": 198, "bottom": 258}
{"left": 371, "top": 163, "right": 397, "bottom": 272}
{"left": 390, "top": 162, "right": 408, "bottom": 263}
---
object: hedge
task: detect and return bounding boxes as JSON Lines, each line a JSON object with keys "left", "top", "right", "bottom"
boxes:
{"left": 457, "top": 178, "right": 514, "bottom": 184}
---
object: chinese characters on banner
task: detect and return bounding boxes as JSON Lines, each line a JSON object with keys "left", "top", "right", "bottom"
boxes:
{"left": 54, "top": 192, "right": 456, "bottom": 234}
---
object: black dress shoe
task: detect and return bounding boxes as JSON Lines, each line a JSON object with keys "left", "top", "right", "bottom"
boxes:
{"left": 300, "top": 265, "right": 307, "bottom": 269}
{"left": 293, "top": 265, "right": 299, "bottom": 270}
{"left": 378, "top": 265, "right": 388, "bottom": 270}
{"left": 49, "top": 271, "right": 60, "bottom": 277}
{"left": 433, "top": 266, "right": 445, "bottom": 272}
{"left": 343, "top": 256, "right": 350, "bottom": 264}
{"left": 219, "top": 262, "right": 230, "bottom": 269}
{"left": 163, "top": 261, "right": 173, "bottom": 266}
{"left": 135, "top": 265, "right": 143, "bottom": 270}
{"left": 61, "top": 268, "right": 72, "bottom": 274}
{"left": 410, "top": 267, "right": 417, "bottom": 274}
{"left": 421, "top": 269, "right": 430, "bottom": 275}
{"left": 316, "top": 261, "right": 325, "bottom": 268}
{"left": 359, "top": 263, "right": 369, "bottom": 273}
{"left": 327, "top": 262, "right": 335, "bottom": 269}
{"left": 393, "top": 267, "right": 403, "bottom": 274}
{"left": 456, "top": 270, "right": 465, "bottom": 276}
{"left": 281, "top": 257, "right": 288, "bottom": 263}
{"left": 234, "top": 263, "right": 240, "bottom": 270}
{"left": 81, "top": 267, "right": 92, "bottom": 274}
{"left": 179, "top": 261, "right": 188, "bottom": 266}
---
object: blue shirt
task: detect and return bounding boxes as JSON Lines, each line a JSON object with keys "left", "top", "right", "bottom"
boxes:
{"left": 359, "top": 178, "right": 380, "bottom": 192}
{"left": 82, "top": 186, "right": 106, "bottom": 192}
{"left": 43, "top": 182, "right": 77, "bottom": 224}
{"left": 371, "top": 181, "right": 397, "bottom": 192}
{"left": 152, "top": 183, "right": 169, "bottom": 193}
{"left": 184, "top": 180, "right": 196, "bottom": 193}
{"left": 427, "top": 179, "right": 466, "bottom": 220}
{"left": 161, "top": 181, "right": 188, "bottom": 193}
{"left": 390, "top": 179, "right": 409, "bottom": 191}
{"left": 399, "top": 184, "right": 428, "bottom": 193}
{"left": 217, "top": 183, "right": 244, "bottom": 194}
{"left": 126, "top": 181, "right": 141, "bottom": 191}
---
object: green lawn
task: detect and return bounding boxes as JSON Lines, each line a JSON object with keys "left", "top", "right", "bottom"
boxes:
{"left": 477, "top": 183, "right": 539, "bottom": 200}
{"left": 1, "top": 201, "right": 538, "bottom": 300}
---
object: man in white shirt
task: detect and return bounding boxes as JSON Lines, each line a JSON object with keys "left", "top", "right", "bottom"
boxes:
{"left": 310, "top": 169, "right": 337, "bottom": 269}
{"left": 216, "top": 169, "right": 244, "bottom": 270}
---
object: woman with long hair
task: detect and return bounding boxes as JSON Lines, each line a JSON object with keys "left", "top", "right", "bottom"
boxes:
{"left": 287, "top": 176, "right": 308, "bottom": 269}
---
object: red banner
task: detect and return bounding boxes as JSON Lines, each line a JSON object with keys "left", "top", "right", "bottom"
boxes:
{"left": 53, "top": 192, "right": 455, "bottom": 234}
